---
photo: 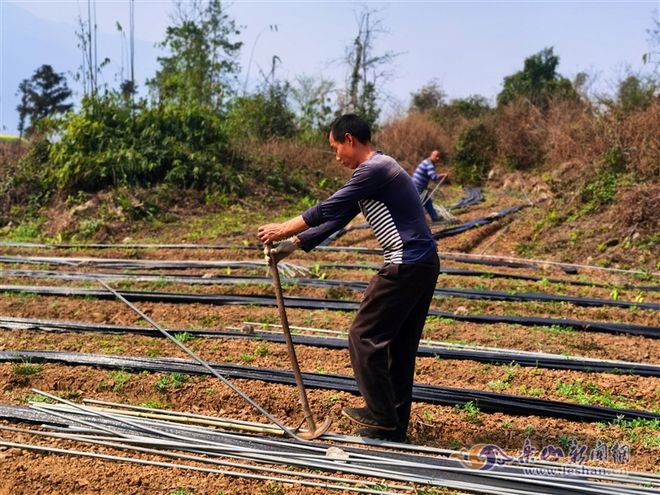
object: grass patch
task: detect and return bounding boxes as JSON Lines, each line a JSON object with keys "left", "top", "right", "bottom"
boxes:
{"left": 453, "top": 400, "right": 481, "bottom": 423}
{"left": 12, "top": 361, "right": 44, "bottom": 375}
{"left": 556, "top": 380, "right": 634, "bottom": 409}
{"left": 20, "top": 393, "right": 55, "bottom": 404}
{"left": 138, "top": 399, "right": 171, "bottom": 409}
{"left": 487, "top": 363, "right": 519, "bottom": 391}
{"left": 174, "top": 332, "right": 194, "bottom": 343}
{"left": 109, "top": 370, "right": 132, "bottom": 392}
{"left": 155, "top": 372, "right": 188, "bottom": 392}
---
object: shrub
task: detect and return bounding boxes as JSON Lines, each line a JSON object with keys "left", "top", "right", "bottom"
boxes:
{"left": 544, "top": 98, "right": 602, "bottom": 168}
{"left": 495, "top": 98, "right": 546, "bottom": 170}
{"left": 224, "top": 84, "right": 297, "bottom": 142}
{"left": 47, "top": 94, "right": 239, "bottom": 194}
{"left": 580, "top": 168, "right": 619, "bottom": 213}
{"left": 376, "top": 113, "right": 452, "bottom": 172}
{"left": 452, "top": 122, "right": 497, "bottom": 185}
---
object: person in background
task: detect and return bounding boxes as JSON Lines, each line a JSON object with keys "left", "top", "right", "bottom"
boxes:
{"left": 412, "top": 150, "right": 448, "bottom": 222}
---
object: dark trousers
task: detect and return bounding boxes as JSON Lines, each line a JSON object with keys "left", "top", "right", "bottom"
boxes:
{"left": 348, "top": 252, "right": 439, "bottom": 430}
{"left": 423, "top": 198, "right": 440, "bottom": 221}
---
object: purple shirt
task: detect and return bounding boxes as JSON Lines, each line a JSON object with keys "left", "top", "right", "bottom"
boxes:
{"left": 299, "top": 152, "right": 436, "bottom": 264}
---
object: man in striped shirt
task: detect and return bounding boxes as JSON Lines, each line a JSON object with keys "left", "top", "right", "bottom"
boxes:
{"left": 258, "top": 114, "right": 440, "bottom": 442}
{"left": 412, "top": 150, "right": 448, "bottom": 222}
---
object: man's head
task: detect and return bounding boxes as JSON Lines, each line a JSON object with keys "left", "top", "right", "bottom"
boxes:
{"left": 430, "top": 150, "right": 442, "bottom": 163}
{"left": 328, "top": 114, "right": 373, "bottom": 169}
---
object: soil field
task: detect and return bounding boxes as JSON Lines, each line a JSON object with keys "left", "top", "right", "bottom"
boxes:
{"left": 0, "top": 189, "right": 658, "bottom": 494}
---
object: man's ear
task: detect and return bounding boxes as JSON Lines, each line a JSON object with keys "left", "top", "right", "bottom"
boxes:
{"left": 344, "top": 133, "right": 354, "bottom": 146}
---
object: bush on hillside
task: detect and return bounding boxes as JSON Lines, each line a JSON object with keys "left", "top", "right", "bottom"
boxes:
{"left": 0, "top": 138, "right": 52, "bottom": 224}
{"left": 613, "top": 99, "right": 659, "bottom": 180}
{"left": 233, "top": 135, "right": 335, "bottom": 197}
{"left": 544, "top": 99, "right": 602, "bottom": 168}
{"left": 46, "top": 95, "right": 238, "bottom": 194}
{"left": 452, "top": 122, "right": 497, "bottom": 185}
{"left": 376, "top": 113, "right": 452, "bottom": 172}
{"left": 224, "top": 84, "right": 297, "bottom": 142}
{"left": 495, "top": 98, "right": 547, "bottom": 170}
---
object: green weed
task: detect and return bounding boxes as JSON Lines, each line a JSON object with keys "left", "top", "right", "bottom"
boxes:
{"left": 13, "top": 361, "right": 44, "bottom": 375}
{"left": 155, "top": 372, "right": 188, "bottom": 392}
{"left": 556, "top": 380, "right": 632, "bottom": 409}
{"left": 139, "top": 399, "right": 171, "bottom": 409}
{"left": 254, "top": 343, "right": 269, "bottom": 357}
{"left": 110, "top": 371, "right": 132, "bottom": 392}
{"left": 174, "top": 332, "right": 194, "bottom": 343}
{"left": 20, "top": 393, "right": 55, "bottom": 404}
{"left": 238, "top": 352, "right": 253, "bottom": 364}
{"left": 454, "top": 401, "right": 481, "bottom": 423}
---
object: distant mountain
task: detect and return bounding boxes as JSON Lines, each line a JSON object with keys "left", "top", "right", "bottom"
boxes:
{"left": 1, "top": 2, "right": 159, "bottom": 135}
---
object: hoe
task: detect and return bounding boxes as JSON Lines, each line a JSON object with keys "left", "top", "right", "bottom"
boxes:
{"left": 266, "top": 243, "right": 333, "bottom": 440}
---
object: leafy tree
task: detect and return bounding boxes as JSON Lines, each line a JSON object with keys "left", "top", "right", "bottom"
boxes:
{"left": 291, "top": 75, "right": 335, "bottom": 136}
{"left": 615, "top": 75, "right": 657, "bottom": 113}
{"left": 449, "top": 95, "right": 491, "bottom": 119}
{"left": 410, "top": 81, "right": 446, "bottom": 114}
{"left": 497, "top": 47, "right": 577, "bottom": 108}
{"left": 16, "top": 64, "right": 73, "bottom": 137}
{"left": 148, "top": 0, "right": 242, "bottom": 109}
{"left": 453, "top": 122, "right": 497, "bottom": 185}
{"left": 225, "top": 83, "right": 296, "bottom": 140}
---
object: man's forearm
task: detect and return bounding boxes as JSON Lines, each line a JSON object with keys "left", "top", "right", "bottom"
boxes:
{"left": 282, "top": 215, "right": 309, "bottom": 238}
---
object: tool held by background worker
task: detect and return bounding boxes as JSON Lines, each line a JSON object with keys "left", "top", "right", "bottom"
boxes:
{"left": 266, "top": 242, "right": 332, "bottom": 439}
{"left": 420, "top": 175, "right": 458, "bottom": 223}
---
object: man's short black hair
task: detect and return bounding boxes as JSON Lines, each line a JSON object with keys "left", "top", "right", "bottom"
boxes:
{"left": 329, "top": 114, "right": 371, "bottom": 144}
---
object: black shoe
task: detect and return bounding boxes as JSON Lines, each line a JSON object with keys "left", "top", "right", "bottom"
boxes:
{"left": 341, "top": 407, "right": 396, "bottom": 431}
{"left": 356, "top": 426, "right": 408, "bottom": 443}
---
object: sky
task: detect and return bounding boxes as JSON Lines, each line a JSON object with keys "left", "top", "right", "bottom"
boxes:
{"left": 1, "top": 0, "right": 658, "bottom": 135}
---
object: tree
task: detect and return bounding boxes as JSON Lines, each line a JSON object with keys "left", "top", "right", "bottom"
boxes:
{"left": 290, "top": 75, "right": 335, "bottom": 135}
{"left": 449, "top": 95, "right": 491, "bottom": 119}
{"left": 339, "top": 7, "right": 399, "bottom": 129}
{"left": 148, "top": 0, "right": 242, "bottom": 110}
{"left": 614, "top": 75, "right": 657, "bottom": 113}
{"left": 225, "top": 83, "right": 296, "bottom": 140}
{"left": 16, "top": 64, "right": 73, "bottom": 137}
{"left": 497, "top": 47, "right": 577, "bottom": 108}
{"left": 410, "top": 81, "right": 446, "bottom": 114}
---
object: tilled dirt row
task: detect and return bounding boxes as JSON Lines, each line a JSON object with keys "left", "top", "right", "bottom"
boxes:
{"left": 0, "top": 194, "right": 658, "bottom": 494}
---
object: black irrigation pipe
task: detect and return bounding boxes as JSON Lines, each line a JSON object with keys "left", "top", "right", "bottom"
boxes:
{"left": 6, "top": 252, "right": 656, "bottom": 292}
{"left": 3, "top": 316, "right": 658, "bottom": 377}
{"left": 446, "top": 186, "right": 485, "bottom": 210}
{"left": 432, "top": 205, "right": 530, "bottom": 240}
{"left": 0, "top": 284, "right": 658, "bottom": 338}
{"left": 319, "top": 264, "right": 660, "bottom": 292}
{"left": 0, "top": 250, "right": 603, "bottom": 276}
{"left": 1, "top": 350, "right": 657, "bottom": 423}
{"left": 3, "top": 244, "right": 657, "bottom": 279}
{"left": 2, "top": 268, "right": 658, "bottom": 311}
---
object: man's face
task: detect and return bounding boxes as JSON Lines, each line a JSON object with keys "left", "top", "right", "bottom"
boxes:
{"left": 329, "top": 132, "right": 359, "bottom": 169}
{"left": 431, "top": 151, "right": 441, "bottom": 163}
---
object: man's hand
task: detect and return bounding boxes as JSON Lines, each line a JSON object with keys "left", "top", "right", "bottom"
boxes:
{"left": 264, "top": 239, "right": 298, "bottom": 264}
{"left": 258, "top": 223, "right": 286, "bottom": 244}
{"left": 258, "top": 216, "right": 309, "bottom": 245}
